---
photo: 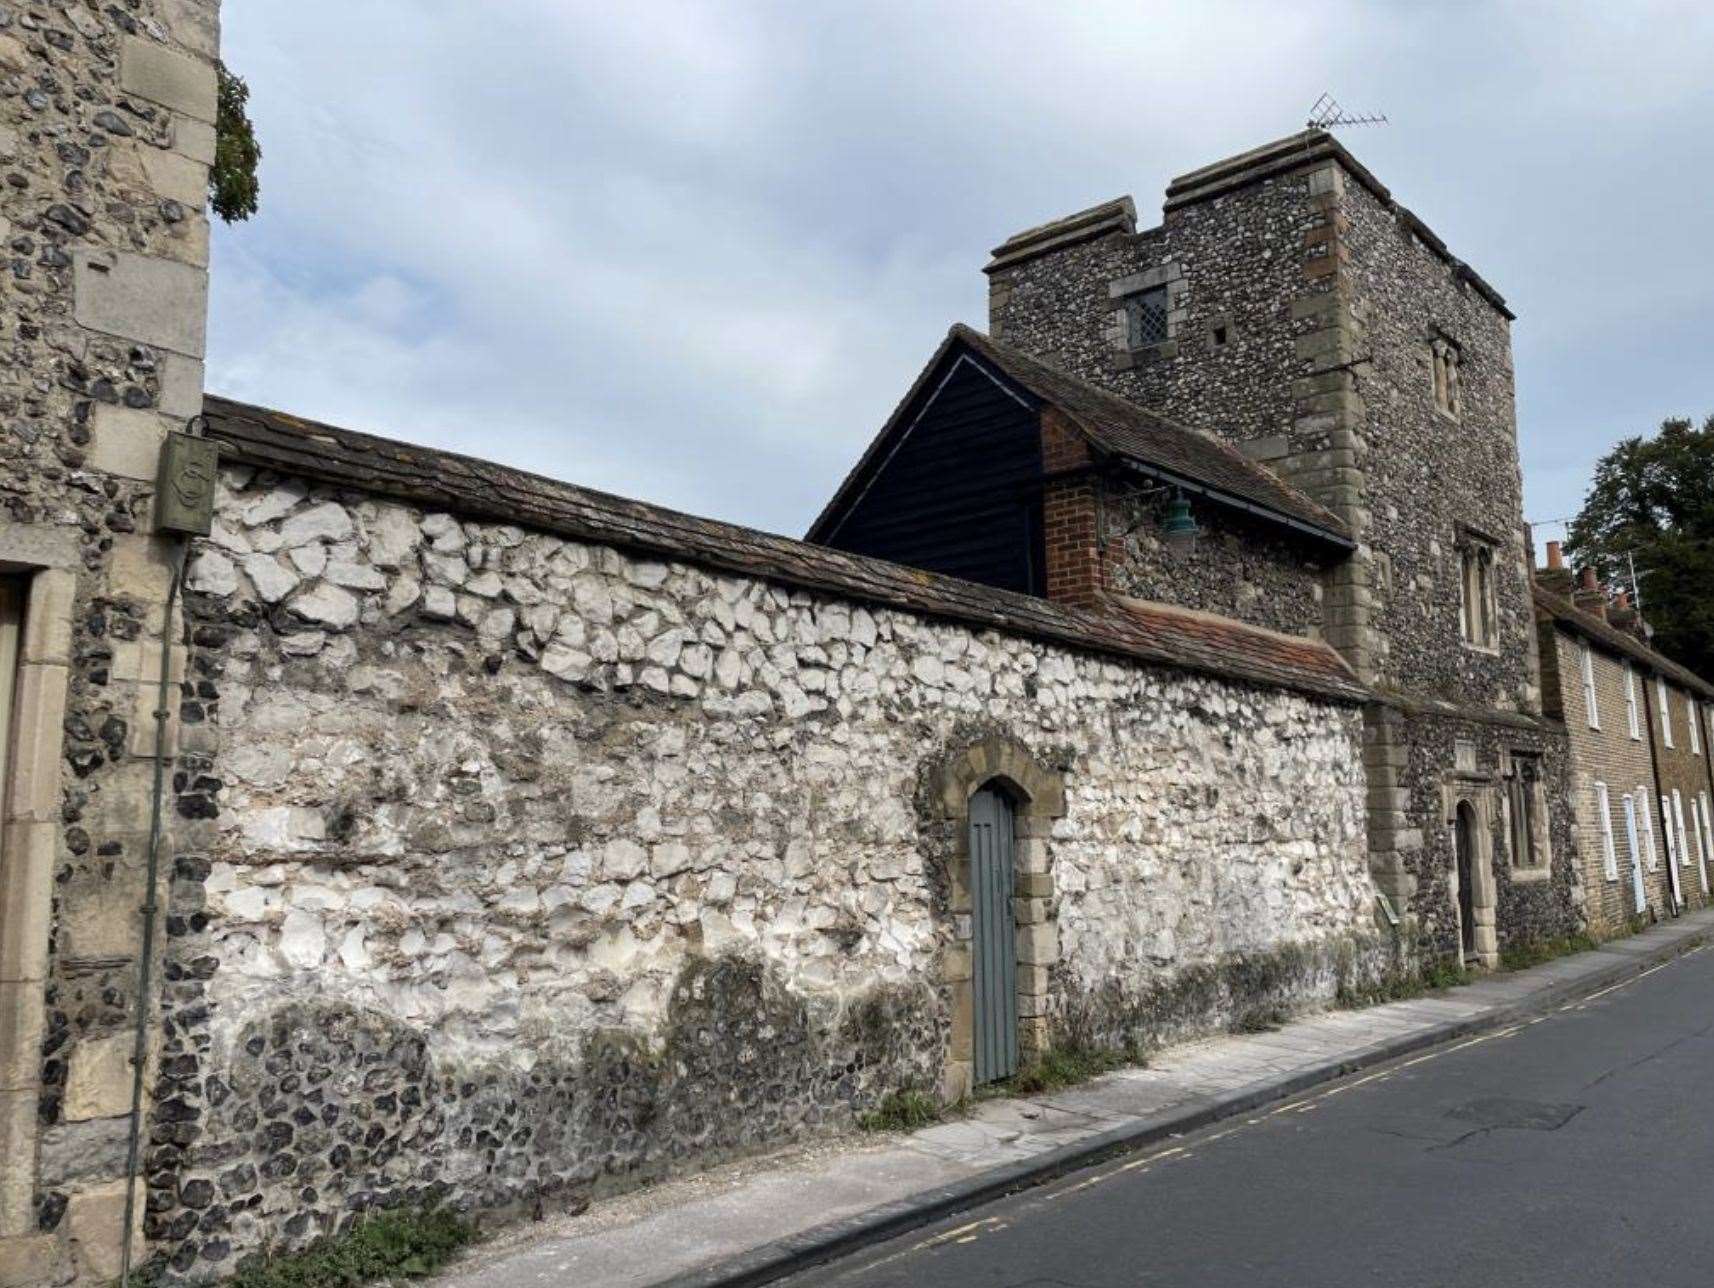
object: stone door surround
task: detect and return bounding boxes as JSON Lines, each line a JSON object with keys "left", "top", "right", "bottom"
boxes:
{"left": 1443, "top": 781, "right": 1499, "bottom": 968}
{"left": 0, "top": 550, "right": 74, "bottom": 1247}
{"left": 929, "top": 736, "right": 1066, "bottom": 1101}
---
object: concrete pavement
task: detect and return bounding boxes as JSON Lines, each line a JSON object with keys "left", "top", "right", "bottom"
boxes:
{"left": 433, "top": 909, "right": 1714, "bottom": 1288}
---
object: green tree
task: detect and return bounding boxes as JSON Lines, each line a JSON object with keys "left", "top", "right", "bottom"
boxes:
{"left": 210, "top": 61, "right": 261, "bottom": 223}
{"left": 1565, "top": 415, "right": 1714, "bottom": 676}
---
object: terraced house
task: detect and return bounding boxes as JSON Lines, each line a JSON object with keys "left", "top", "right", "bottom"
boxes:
{"left": 1533, "top": 546, "right": 1714, "bottom": 934}
{"left": 2, "top": 5, "right": 1714, "bottom": 1284}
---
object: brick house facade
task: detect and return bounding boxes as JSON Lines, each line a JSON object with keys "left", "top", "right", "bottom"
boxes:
{"left": 1646, "top": 669, "right": 1714, "bottom": 908}
{"left": 1537, "top": 580, "right": 1672, "bottom": 935}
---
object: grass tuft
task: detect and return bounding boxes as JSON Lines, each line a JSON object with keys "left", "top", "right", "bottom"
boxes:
{"left": 225, "top": 1207, "right": 476, "bottom": 1288}
{"left": 857, "top": 1088, "right": 946, "bottom": 1133}
{"left": 1231, "top": 1006, "right": 1292, "bottom": 1035}
{"left": 1003, "top": 1045, "right": 1135, "bottom": 1096}
{"left": 1338, "top": 954, "right": 1470, "bottom": 1008}
{"left": 1500, "top": 931, "right": 1599, "bottom": 973}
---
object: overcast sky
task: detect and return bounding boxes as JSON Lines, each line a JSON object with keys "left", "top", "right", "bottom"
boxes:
{"left": 208, "top": 2, "right": 1714, "bottom": 548}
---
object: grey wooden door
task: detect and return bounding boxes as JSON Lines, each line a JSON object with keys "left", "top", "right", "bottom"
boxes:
{"left": 1455, "top": 802, "right": 1476, "bottom": 957}
{"left": 970, "top": 786, "right": 1019, "bottom": 1084}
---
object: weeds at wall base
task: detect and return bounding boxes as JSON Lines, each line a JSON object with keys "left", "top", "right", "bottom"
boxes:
{"left": 1337, "top": 954, "right": 1472, "bottom": 1008}
{"left": 218, "top": 1208, "right": 477, "bottom": 1288}
{"left": 998, "top": 1044, "right": 1138, "bottom": 1096}
{"left": 1499, "top": 931, "right": 1599, "bottom": 972}
{"left": 857, "top": 1089, "right": 947, "bottom": 1133}
{"left": 860, "top": 1044, "right": 1142, "bottom": 1134}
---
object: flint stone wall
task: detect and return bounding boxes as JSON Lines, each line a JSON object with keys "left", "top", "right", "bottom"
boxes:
{"left": 1103, "top": 478, "right": 1334, "bottom": 637}
{"left": 153, "top": 465, "right": 1382, "bottom": 1275}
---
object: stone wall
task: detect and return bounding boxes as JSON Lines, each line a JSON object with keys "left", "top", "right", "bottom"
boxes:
{"left": 0, "top": 3, "right": 220, "bottom": 1285}
{"left": 983, "top": 134, "right": 1580, "bottom": 957}
{"left": 1100, "top": 477, "right": 1333, "bottom": 637}
{"left": 149, "top": 464, "right": 1385, "bottom": 1275}
{"left": 1388, "top": 708, "right": 1577, "bottom": 964}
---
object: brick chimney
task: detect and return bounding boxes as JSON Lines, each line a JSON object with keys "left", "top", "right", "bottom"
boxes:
{"left": 1572, "top": 565, "right": 1609, "bottom": 622}
{"left": 1536, "top": 540, "right": 1575, "bottom": 597}
{"left": 1608, "top": 588, "right": 1651, "bottom": 642}
{"left": 1040, "top": 407, "right": 1120, "bottom": 607}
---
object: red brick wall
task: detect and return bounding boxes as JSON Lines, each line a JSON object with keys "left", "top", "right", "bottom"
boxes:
{"left": 1040, "top": 408, "right": 1118, "bottom": 608}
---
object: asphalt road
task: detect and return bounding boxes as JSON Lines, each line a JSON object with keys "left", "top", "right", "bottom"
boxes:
{"left": 783, "top": 943, "right": 1714, "bottom": 1288}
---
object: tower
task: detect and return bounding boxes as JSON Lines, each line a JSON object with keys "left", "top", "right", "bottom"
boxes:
{"left": 985, "top": 130, "right": 1575, "bottom": 962}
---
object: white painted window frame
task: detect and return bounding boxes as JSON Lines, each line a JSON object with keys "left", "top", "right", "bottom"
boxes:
{"left": 1659, "top": 677, "right": 1674, "bottom": 747}
{"left": 1639, "top": 788, "right": 1660, "bottom": 870}
{"left": 1596, "top": 781, "right": 1618, "bottom": 881}
{"left": 1690, "top": 694, "right": 1702, "bottom": 755}
{"left": 1580, "top": 642, "right": 1599, "bottom": 729}
{"left": 1625, "top": 662, "right": 1640, "bottom": 739}
{"left": 1672, "top": 788, "right": 1691, "bottom": 869}
{"left": 1622, "top": 792, "right": 1646, "bottom": 913}
{"left": 1699, "top": 794, "right": 1714, "bottom": 882}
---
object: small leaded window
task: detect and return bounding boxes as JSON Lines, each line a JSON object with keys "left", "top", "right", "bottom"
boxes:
{"left": 1460, "top": 537, "right": 1498, "bottom": 648}
{"left": 1126, "top": 286, "right": 1169, "bottom": 348}
{"left": 1509, "top": 753, "right": 1543, "bottom": 869}
{"left": 1431, "top": 338, "right": 1463, "bottom": 419}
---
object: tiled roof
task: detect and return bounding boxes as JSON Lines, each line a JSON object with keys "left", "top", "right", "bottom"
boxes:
{"left": 954, "top": 326, "right": 1351, "bottom": 543}
{"left": 1533, "top": 583, "right": 1714, "bottom": 702}
{"left": 201, "top": 395, "right": 1368, "bottom": 704}
{"left": 807, "top": 324, "right": 1351, "bottom": 549}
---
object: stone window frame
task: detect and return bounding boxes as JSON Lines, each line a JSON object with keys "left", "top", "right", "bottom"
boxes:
{"left": 1443, "top": 781, "right": 1499, "bottom": 968}
{"left": 1107, "top": 262, "right": 1187, "bottom": 370}
{"left": 1201, "top": 312, "right": 1238, "bottom": 354}
{"left": 1429, "top": 333, "right": 1463, "bottom": 421}
{"left": 0, "top": 549, "right": 76, "bottom": 1242}
{"left": 1456, "top": 527, "right": 1500, "bottom": 654}
{"left": 1501, "top": 749, "right": 1552, "bottom": 883}
{"left": 929, "top": 735, "right": 1066, "bottom": 1102}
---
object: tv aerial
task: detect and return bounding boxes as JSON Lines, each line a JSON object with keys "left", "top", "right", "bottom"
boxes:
{"left": 1307, "top": 93, "right": 1388, "bottom": 131}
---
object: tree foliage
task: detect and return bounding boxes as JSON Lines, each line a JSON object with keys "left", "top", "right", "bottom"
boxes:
{"left": 1565, "top": 414, "right": 1714, "bottom": 676}
{"left": 210, "top": 61, "right": 261, "bottom": 223}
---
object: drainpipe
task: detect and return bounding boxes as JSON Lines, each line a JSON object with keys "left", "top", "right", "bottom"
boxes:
{"left": 121, "top": 419, "right": 216, "bottom": 1287}
{"left": 119, "top": 539, "right": 187, "bottom": 1288}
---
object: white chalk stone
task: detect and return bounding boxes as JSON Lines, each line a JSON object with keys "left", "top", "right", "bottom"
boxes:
{"left": 291, "top": 583, "right": 359, "bottom": 630}
{"left": 279, "top": 501, "right": 354, "bottom": 547}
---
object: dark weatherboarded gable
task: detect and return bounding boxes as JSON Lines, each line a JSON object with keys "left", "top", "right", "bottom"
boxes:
{"left": 808, "top": 352, "right": 1047, "bottom": 596}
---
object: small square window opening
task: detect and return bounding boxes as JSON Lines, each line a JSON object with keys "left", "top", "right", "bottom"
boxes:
{"left": 1126, "top": 286, "right": 1169, "bottom": 349}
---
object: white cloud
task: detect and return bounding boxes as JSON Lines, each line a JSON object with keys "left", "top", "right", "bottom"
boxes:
{"left": 209, "top": 1, "right": 1714, "bottom": 539}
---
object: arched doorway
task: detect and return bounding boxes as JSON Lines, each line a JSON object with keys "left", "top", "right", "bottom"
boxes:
{"left": 1455, "top": 801, "right": 1477, "bottom": 959}
{"left": 969, "top": 784, "right": 1019, "bottom": 1084}
{"left": 929, "top": 735, "right": 1067, "bottom": 1100}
